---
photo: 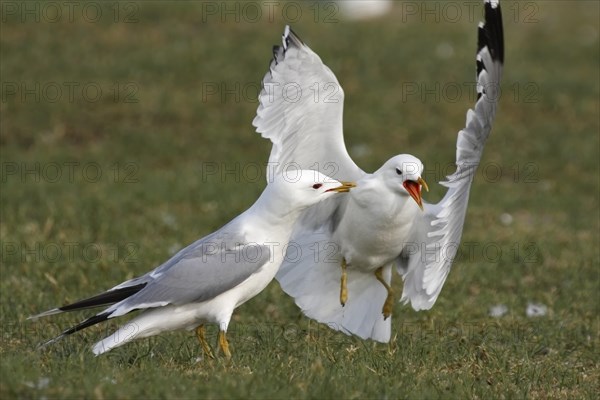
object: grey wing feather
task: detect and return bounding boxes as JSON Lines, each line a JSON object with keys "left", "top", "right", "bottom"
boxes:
{"left": 106, "top": 226, "right": 271, "bottom": 317}
{"left": 399, "top": 0, "right": 504, "bottom": 310}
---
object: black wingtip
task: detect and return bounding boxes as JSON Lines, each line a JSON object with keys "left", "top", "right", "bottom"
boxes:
{"left": 58, "top": 283, "right": 147, "bottom": 313}
{"left": 481, "top": 0, "right": 504, "bottom": 64}
{"left": 283, "top": 25, "right": 304, "bottom": 50}
{"left": 34, "top": 283, "right": 146, "bottom": 349}
{"left": 269, "top": 26, "right": 304, "bottom": 71}
{"left": 38, "top": 311, "right": 112, "bottom": 350}
{"left": 475, "top": 0, "right": 503, "bottom": 99}
{"left": 61, "top": 311, "right": 112, "bottom": 336}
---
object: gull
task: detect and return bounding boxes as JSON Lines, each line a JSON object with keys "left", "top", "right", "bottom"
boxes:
{"left": 29, "top": 171, "right": 355, "bottom": 357}
{"left": 253, "top": 0, "right": 504, "bottom": 342}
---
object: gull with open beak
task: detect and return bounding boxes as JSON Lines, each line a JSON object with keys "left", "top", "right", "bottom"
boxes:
{"left": 253, "top": 0, "right": 504, "bottom": 341}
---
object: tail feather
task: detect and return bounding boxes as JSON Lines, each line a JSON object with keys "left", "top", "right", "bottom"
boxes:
{"left": 276, "top": 231, "right": 392, "bottom": 342}
{"left": 32, "top": 283, "right": 148, "bottom": 351}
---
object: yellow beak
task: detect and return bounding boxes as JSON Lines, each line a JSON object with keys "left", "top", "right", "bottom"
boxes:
{"left": 326, "top": 181, "right": 357, "bottom": 193}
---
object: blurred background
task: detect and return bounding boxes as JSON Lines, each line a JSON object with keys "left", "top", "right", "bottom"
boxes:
{"left": 1, "top": 1, "right": 598, "bottom": 398}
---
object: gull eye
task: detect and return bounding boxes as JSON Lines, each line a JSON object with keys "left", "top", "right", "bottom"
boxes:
{"left": 396, "top": 168, "right": 403, "bottom": 175}
{"left": 312, "top": 183, "right": 323, "bottom": 189}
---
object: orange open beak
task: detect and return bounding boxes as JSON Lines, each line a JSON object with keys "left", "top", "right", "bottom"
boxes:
{"left": 403, "top": 177, "right": 429, "bottom": 211}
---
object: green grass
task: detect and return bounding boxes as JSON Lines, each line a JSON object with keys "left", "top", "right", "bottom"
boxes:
{"left": 1, "top": 1, "right": 598, "bottom": 398}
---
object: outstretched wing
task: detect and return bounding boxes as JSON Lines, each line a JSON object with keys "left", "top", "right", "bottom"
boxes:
{"left": 255, "top": 26, "right": 386, "bottom": 338}
{"left": 400, "top": 0, "right": 504, "bottom": 310}
{"left": 253, "top": 26, "right": 364, "bottom": 182}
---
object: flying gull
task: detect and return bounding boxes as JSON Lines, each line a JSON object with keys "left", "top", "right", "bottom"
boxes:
{"left": 253, "top": 0, "right": 504, "bottom": 342}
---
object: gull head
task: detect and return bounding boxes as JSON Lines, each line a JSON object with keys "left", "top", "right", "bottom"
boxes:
{"left": 269, "top": 169, "right": 356, "bottom": 210}
{"left": 377, "top": 154, "right": 429, "bottom": 210}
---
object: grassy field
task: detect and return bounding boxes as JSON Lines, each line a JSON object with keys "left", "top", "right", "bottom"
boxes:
{"left": 1, "top": 1, "right": 598, "bottom": 398}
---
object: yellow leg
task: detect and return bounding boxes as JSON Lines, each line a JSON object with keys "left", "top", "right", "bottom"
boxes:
{"left": 340, "top": 258, "right": 348, "bottom": 306}
{"left": 218, "top": 330, "right": 232, "bottom": 359}
{"left": 374, "top": 267, "right": 394, "bottom": 320}
{"left": 195, "top": 325, "right": 215, "bottom": 359}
